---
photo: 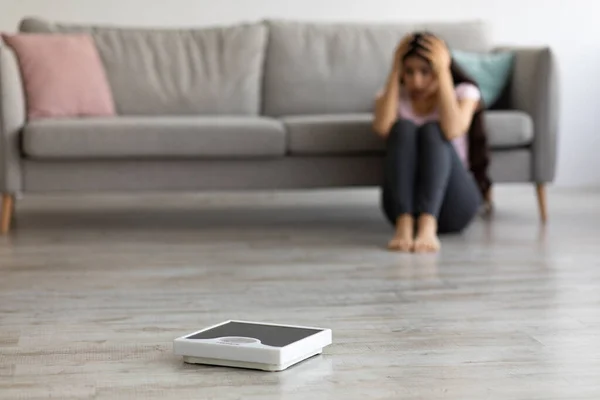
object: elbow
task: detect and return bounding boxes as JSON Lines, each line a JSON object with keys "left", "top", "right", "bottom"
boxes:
{"left": 372, "top": 125, "right": 387, "bottom": 138}
{"left": 443, "top": 129, "right": 462, "bottom": 141}
{"left": 440, "top": 121, "right": 466, "bottom": 141}
{"left": 372, "top": 119, "right": 391, "bottom": 138}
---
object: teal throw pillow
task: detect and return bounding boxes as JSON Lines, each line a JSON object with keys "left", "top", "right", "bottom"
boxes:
{"left": 451, "top": 50, "right": 515, "bottom": 108}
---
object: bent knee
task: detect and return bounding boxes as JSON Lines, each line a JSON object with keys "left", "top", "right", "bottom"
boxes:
{"left": 387, "top": 119, "right": 418, "bottom": 144}
{"left": 418, "top": 122, "right": 446, "bottom": 145}
{"left": 393, "top": 119, "right": 418, "bottom": 130}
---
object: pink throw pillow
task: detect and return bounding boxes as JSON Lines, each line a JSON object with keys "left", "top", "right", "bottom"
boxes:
{"left": 1, "top": 33, "right": 115, "bottom": 119}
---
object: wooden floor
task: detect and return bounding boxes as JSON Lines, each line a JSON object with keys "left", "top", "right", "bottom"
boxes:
{"left": 1, "top": 186, "right": 599, "bottom": 399}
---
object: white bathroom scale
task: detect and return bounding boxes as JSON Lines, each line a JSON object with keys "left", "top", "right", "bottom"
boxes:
{"left": 173, "top": 320, "right": 332, "bottom": 372}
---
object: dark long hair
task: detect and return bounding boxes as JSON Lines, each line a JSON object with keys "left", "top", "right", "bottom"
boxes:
{"left": 402, "top": 33, "right": 492, "bottom": 200}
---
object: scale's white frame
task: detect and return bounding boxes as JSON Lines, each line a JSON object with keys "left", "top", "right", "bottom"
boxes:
{"left": 173, "top": 320, "right": 333, "bottom": 371}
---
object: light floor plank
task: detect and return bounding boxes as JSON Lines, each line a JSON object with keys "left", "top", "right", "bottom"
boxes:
{"left": 1, "top": 186, "right": 600, "bottom": 399}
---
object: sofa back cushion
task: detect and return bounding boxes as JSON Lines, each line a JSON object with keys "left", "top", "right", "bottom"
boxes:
{"left": 2, "top": 33, "right": 116, "bottom": 120}
{"left": 263, "top": 20, "right": 492, "bottom": 116}
{"left": 20, "top": 18, "right": 267, "bottom": 116}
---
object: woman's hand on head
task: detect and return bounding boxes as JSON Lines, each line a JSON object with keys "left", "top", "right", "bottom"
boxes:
{"left": 392, "top": 34, "right": 414, "bottom": 73}
{"left": 417, "top": 35, "right": 451, "bottom": 75}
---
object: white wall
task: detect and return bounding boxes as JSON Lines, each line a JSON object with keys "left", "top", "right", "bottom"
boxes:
{"left": 1, "top": 0, "right": 598, "bottom": 187}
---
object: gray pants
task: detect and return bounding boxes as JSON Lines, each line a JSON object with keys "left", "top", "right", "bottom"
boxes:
{"left": 381, "top": 120, "right": 482, "bottom": 234}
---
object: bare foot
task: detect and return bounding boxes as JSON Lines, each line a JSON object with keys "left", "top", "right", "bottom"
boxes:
{"left": 388, "top": 214, "right": 414, "bottom": 252}
{"left": 414, "top": 214, "right": 441, "bottom": 253}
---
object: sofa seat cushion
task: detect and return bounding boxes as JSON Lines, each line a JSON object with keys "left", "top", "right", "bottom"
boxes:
{"left": 22, "top": 117, "right": 286, "bottom": 160}
{"left": 282, "top": 111, "right": 533, "bottom": 156}
{"left": 485, "top": 111, "right": 534, "bottom": 148}
{"left": 283, "top": 114, "right": 384, "bottom": 155}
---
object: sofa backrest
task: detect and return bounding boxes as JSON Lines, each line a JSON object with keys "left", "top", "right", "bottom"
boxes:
{"left": 262, "top": 20, "right": 492, "bottom": 117}
{"left": 19, "top": 18, "right": 267, "bottom": 116}
{"left": 18, "top": 18, "right": 492, "bottom": 118}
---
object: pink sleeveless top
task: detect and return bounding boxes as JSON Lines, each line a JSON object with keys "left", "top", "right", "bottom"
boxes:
{"left": 397, "top": 83, "right": 481, "bottom": 167}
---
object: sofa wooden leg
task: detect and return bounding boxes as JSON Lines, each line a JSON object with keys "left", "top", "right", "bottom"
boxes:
{"left": 1, "top": 194, "right": 15, "bottom": 235}
{"left": 536, "top": 184, "right": 548, "bottom": 223}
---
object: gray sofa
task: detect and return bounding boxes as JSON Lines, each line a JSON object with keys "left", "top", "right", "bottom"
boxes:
{"left": 0, "top": 18, "right": 558, "bottom": 234}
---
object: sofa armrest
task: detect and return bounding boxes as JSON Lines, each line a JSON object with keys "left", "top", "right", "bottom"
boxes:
{"left": 494, "top": 46, "right": 559, "bottom": 183}
{"left": 0, "top": 45, "right": 25, "bottom": 194}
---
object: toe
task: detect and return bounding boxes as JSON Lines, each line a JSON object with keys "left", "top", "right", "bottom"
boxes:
{"left": 388, "top": 238, "right": 401, "bottom": 250}
{"left": 413, "top": 241, "right": 424, "bottom": 253}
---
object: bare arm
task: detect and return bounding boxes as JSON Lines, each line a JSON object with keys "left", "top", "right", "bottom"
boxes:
{"left": 372, "top": 68, "right": 400, "bottom": 137}
{"left": 418, "top": 35, "right": 480, "bottom": 140}
{"left": 372, "top": 35, "right": 413, "bottom": 137}
{"left": 437, "top": 69, "right": 479, "bottom": 140}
